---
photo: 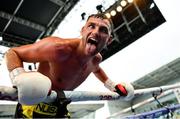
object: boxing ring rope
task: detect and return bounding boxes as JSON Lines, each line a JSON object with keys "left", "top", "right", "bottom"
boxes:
{"left": 123, "top": 104, "right": 180, "bottom": 119}
{"left": 66, "top": 83, "right": 180, "bottom": 102}
{"left": 107, "top": 90, "right": 174, "bottom": 118}
{"left": 0, "top": 83, "right": 180, "bottom": 102}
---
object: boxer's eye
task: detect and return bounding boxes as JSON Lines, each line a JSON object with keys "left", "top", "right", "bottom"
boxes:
{"left": 100, "top": 27, "right": 108, "bottom": 34}
{"left": 88, "top": 23, "right": 95, "bottom": 29}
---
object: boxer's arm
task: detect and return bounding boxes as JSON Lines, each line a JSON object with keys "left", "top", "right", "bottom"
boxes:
{"left": 93, "top": 66, "right": 108, "bottom": 83}
{"left": 93, "top": 66, "right": 131, "bottom": 97}
{"left": 92, "top": 55, "right": 116, "bottom": 91}
{"left": 5, "top": 37, "right": 59, "bottom": 72}
{"left": 93, "top": 66, "right": 117, "bottom": 91}
{"left": 4, "top": 37, "right": 64, "bottom": 105}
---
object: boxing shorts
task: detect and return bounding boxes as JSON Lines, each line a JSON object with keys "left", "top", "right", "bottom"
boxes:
{"left": 14, "top": 90, "right": 71, "bottom": 118}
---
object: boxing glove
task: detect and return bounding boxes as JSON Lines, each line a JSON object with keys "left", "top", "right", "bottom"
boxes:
{"left": 104, "top": 79, "right": 134, "bottom": 101}
{"left": 10, "top": 67, "right": 52, "bottom": 105}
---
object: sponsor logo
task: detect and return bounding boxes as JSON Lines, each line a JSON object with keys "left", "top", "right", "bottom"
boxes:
{"left": 34, "top": 103, "right": 58, "bottom": 116}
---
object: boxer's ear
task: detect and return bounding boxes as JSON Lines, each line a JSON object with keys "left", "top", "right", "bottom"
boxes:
{"left": 107, "top": 34, "right": 113, "bottom": 45}
{"left": 80, "top": 26, "right": 85, "bottom": 35}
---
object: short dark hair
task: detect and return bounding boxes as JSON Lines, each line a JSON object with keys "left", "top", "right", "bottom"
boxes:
{"left": 87, "top": 13, "right": 114, "bottom": 33}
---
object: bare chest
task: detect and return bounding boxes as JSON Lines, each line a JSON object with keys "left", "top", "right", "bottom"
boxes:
{"left": 58, "top": 59, "right": 92, "bottom": 79}
{"left": 46, "top": 58, "right": 95, "bottom": 90}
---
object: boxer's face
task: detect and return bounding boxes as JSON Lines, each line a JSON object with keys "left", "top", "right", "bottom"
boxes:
{"left": 81, "top": 17, "right": 112, "bottom": 56}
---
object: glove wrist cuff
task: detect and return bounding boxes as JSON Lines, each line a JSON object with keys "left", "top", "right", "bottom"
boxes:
{"left": 9, "top": 67, "right": 25, "bottom": 80}
{"left": 104, "top": 79, "right": 116, "bottom": 91}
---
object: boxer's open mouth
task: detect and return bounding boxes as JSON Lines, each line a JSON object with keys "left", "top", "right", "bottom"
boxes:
{"left": 86, "top": 38, "right": 98, "bottom": 54}
{"left": 87, "top": 38, "right": 98, "bottom": 46}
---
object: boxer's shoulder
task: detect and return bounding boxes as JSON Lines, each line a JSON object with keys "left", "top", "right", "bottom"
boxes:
{"left": 47, "top": 37, "right": 80, "bottom": 48}
{"left": 93, "top": 53, "right": 102, "bottom": 65}
{"left": 46, "top": 38, "right": 80, "bottom": 61}
{"left": 41, "top": 37, "right": 80, "bottom": 52}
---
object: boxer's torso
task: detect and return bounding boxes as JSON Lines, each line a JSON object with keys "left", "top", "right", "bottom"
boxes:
{"left": 37, "top": 39, "right": 101, "bottom": 90}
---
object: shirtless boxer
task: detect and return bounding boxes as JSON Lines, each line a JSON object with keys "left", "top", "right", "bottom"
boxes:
{"left": 5, "top": 13, "right": 134, "bottom": 118}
